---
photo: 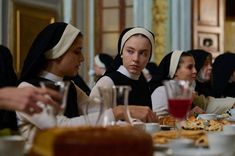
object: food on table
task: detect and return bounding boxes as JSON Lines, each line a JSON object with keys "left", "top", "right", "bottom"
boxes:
{"left": 182, "top": 115, "right": 230, "bottom": 131}
{"left": 153, "top": 115, "right": 232, "bottom": 147}
{"left": 159, "top": 115, "right": 175, "bottom": 127}
{"left": 29, "top": 126, "right": 153, "bottom": 156}
{"left": 152, "top": 130, "right": 206, "bottom": 146}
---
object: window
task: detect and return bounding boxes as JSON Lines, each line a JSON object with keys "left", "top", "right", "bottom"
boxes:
{"left": 95, "top": 0, "right": 133, "bottom": 56}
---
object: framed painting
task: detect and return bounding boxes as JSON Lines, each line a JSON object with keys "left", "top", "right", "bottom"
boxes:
{"left": 13, "top": 2, "right": 57, "bottom": 73}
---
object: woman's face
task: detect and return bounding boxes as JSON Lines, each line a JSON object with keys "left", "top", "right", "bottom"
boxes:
{"left": 94, "top": 63, "right": 106, "bottom": 76}
{"left": 54, "top": 36, "right": 84, "bottom": 77}
{"left": 230, "top": 70, "right": 235, "bottom": 82}
{"left": 122, "top": 35, "right": 151, "bottom": 76}
{"left": 198, "top": 56, "right": 212, "bottom": 81}
{"left": 174, "top": 56, "right": 197, "bottom": 82}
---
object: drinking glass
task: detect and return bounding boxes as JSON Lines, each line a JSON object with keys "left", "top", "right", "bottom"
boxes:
{"left": 163, "top": 80, "right": 193, "bottom": 137}
{"left": 40, "top": 81, "right": 70, "bottom": 115}
{"left": 80, "top": 97, "right": 105, "bottom": 126}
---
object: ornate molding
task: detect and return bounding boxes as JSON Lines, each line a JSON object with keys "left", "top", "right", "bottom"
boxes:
{"left": 152, "top": 0, "right": 168, "bottom": 64}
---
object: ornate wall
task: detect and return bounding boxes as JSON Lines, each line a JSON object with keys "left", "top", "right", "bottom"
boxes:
{"left": 152, "top": 0, "right": 168, "bottom": 64}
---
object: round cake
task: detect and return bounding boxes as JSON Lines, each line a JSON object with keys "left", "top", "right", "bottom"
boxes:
{"left": 29, "top": 126, "right": 153, "bottom": 156}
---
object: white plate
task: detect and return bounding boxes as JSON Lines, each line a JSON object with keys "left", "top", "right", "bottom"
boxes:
{"left": 153, "top": 143, "right": 169, "bottom": 151}
{"left": 171, "top": 148, "right": 222, "bottom": 156}
{"left": 216, "top": 114, "right": 230, "bottom": 120}
{"left": 226, "top": 117, "right": 235, "bottom": 122}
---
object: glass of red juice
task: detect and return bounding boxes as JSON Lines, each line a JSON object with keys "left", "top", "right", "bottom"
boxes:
{"left": 164, "top": 80, "right": 193, "bottom": 137}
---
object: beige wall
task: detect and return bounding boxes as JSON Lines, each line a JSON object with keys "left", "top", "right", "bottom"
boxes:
{"left": 224, "top": 20, "right": 235, "bottom": 53}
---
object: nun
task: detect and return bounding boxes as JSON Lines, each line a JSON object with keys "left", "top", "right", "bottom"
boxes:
{"left": 188, "top": 49, "right": 213, "bottom": 96}
{"left": 212, "top": 52, "right": 235, "bottom": 98}
{"left": 94, "top": 53, "right": 113, "bottom": 77}
{"left": 16, "top": 23, "right": 157, "bottom": 149}
{"left": 0, "top": 45, "right": 18, "bottom": 131}
{"left": 16, "top": 22, "right": 91, "bottom": 149}
{"left": 90, "top": 27, "right": 155, "bottom": 109}
{"left": 142, "top": 62, "right": 158, "bottom": 82}
{"left": 70, "top": 74, "right": 91, "bottom": 95}
{"left": 149, "top": 50, "right": 196, "bottom": 117}
{"left": 0, "top": 47, "right": 61, "bottom": 118}
{"left": 150, "top": 50, "right": 235, "bottom": 117}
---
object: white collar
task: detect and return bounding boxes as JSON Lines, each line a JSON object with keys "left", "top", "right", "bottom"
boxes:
{"left": 117, "top": 65, "right": 139, "bottom": 80}
{"left": 39, "top": 71, "right": 63, "bottom": 82}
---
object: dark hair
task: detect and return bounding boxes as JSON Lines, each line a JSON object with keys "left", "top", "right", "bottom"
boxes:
{"left": 97, "top": 53, "right": 113, "bottom": 69}
{"left": 145, "top": 62, "right": 158, "bottom": 76}
{"left": 187, "top": 49, "right": 212, "bottom": 72}
{"left": 176, "top": 52, "right": 194, "bottom": 73}
{"left": 212, "top": 52, "right": 235, "bottom": 97}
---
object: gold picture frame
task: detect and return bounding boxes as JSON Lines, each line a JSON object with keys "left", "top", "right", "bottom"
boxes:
{"left": 13, "top": 2, "right": 57, "bottom": 74}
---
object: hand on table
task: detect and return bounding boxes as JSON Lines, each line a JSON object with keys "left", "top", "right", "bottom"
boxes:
{"left": 0, "top": 87, "right": 61, "bottom": 115}
{"left": 113, "top": 105, "right": 158, "bottom": 123}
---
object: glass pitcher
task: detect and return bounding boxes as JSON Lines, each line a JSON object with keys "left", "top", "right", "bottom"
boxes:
{"left": 98, "top": 85, "right": 132, "bottom": 126}
{"left": 112, "top": 85, "right": 132, "bottom": 125}
{"left": 98, "top": 86, "right": 116, "bottom": 126}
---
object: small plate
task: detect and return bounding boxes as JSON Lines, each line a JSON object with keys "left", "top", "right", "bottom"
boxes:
{"left": 226, "top": 117, "right": 235, "bottom": 122}
{"left": 171, "top": 148, "right": 222, "bottom": 156}
{"left": 153, "top": 143, "right": 169, "bottom": 151}
{"left": 216, "top": 114, "right": 229, "bottom": 120}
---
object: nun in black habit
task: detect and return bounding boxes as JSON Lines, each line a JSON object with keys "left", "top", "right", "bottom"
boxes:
{"left": 149, "top": 50, "right": 196, "bottom": 116}
{"left": 150, "top": 50, "right": 235, "bottom": 116}
{"left": 93, "top": 53, "right": 114, "bottom": 77}
{"left": 17, "top": 23, "right": 157, "bottom": 149}
{"left": 16, "top": 22, "right": 107, "bottom": 149}
{"left": 187, "top": 49, "right": 213, "bottom": 96}
{"left": 211, "top": 52, "right": 235, "bottom": 98}
{"left": 69, "top": 74, "right": 91, "bottom": 95}
{"left": 142, "top": 62, "right": 158, "bottom": 82}
{"left": 0, "top": 45, "right": 18, "bottom": 131}
{"left": 89, "top": 27, "right": 155, "bottom": 109}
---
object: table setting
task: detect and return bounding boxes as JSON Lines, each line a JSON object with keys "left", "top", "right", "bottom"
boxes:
{"left": 152, "top": 80, "right": 235, "bottom": 156}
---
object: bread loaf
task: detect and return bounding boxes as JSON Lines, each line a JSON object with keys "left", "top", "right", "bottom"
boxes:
{"left": 29, "top": 126, "right": 153, "bottom": 156}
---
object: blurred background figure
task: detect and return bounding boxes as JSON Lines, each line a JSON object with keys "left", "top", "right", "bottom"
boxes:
{"left": 188, "top": 49, "right": 213, "bottom": 96}
{"left": 0, "top": 45, "right": 18, "bottom": 132}
{"left": 142, "top": 62, "right": 158, "bottom": 82}
{"left": 212, "top": 52, "right": 235, "bottom": 98}
{"left": 93, "top": 53, "right": 113, "bottom": 78}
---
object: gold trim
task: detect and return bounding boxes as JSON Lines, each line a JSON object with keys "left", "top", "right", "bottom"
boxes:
{"left": 13, "top": 3, "right": 57, "bottom": 74}
{"left": 16, "top": 10, "right": 20, "bottom": 72}
{"left": 152, "top": 0, "right": 168, "bottom": 64}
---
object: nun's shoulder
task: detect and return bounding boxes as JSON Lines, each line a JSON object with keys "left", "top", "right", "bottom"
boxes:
{"left": 95, "top": 76, "right": 114, "bottom": 88}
